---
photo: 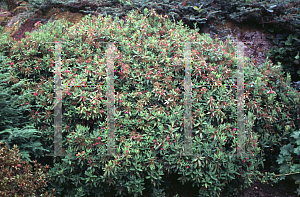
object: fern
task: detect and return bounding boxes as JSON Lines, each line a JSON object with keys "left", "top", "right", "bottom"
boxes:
{"left": 0, "top": 58, "right": 32, "bottom": 131}
{"left": 0, "top": 125, "right": 50, "bottom": 164}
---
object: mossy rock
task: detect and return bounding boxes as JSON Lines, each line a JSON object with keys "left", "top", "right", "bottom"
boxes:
{"left": 0, "top": 5, "right": 30, "bottom": 37}
{"left": 0, "top": 10, "right": 12, "bottom": 24}
{"left": 2, "top": 21, "right": 19, "bottom": 36}
{"left": 2, "top": 7, "right": 300, "bottom": 197}
{"left": 11, "top": 4, "right": 28, "bottom": 15}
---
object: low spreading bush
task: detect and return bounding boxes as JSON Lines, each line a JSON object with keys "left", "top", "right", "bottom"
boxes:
{"left": 0, "top": 7, "right": 299, "bottom": 197}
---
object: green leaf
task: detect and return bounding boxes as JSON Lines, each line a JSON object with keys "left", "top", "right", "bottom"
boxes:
{"left": 285, "top": 41, "right": 292, "bottom": 46}
{"left": 279, "top": 163, "right": 290, "bottom": 174}
{"left": 279, "top": 48, "right": 285, "bottom": 54}
{"left": 60, "top": 177, "right": 65, "bottom": 184}
{"left": 281, "top": 144, "right": 294, "bottom": 155}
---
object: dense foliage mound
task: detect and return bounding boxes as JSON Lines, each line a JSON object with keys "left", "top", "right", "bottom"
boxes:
{"left": 0, "top": 141, "right": 51, "bottom": 196}
{"left": 0, "top": 7, "right": 299, "bottom": 197}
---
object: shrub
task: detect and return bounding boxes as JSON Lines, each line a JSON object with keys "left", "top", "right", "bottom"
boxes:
{"left": 0, "top": 32, "right": 55, "bottom": 196}
{"left": 0, "top": 141, "right": 52, "bottom": 196}
{"left": 1, "top": 7, "right": 300, "bottom": 197}
{"left": 0, "top": 46, "right": 52, "bottom": 167}
{"left": 259, "top": 127, "right": 300, "bottom": 195}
